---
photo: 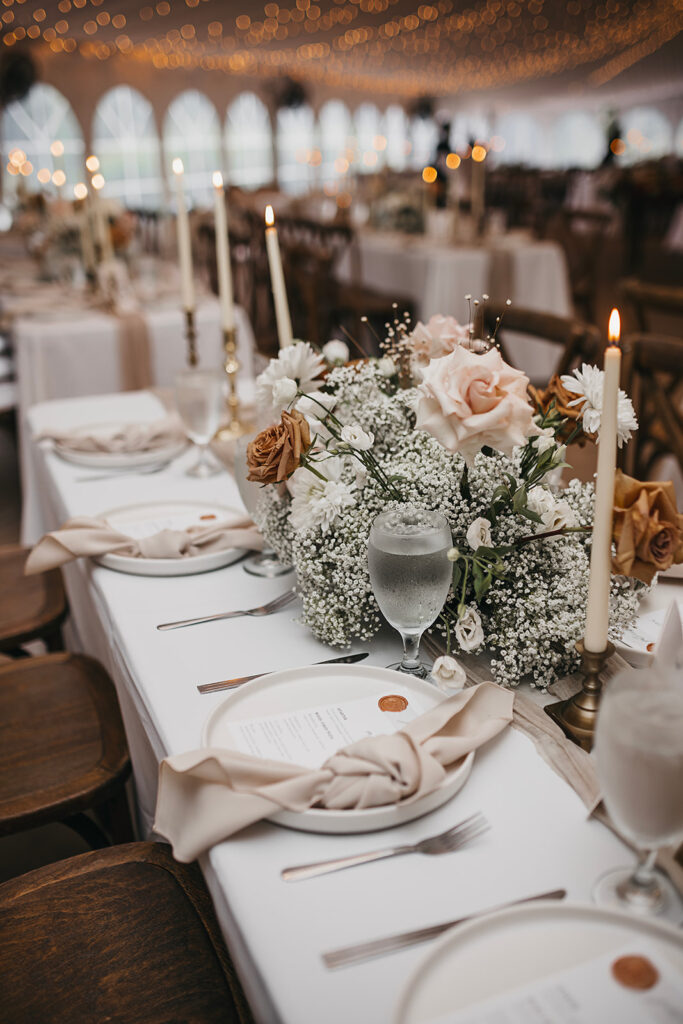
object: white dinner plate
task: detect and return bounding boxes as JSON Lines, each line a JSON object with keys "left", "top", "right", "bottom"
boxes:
{"left": 202, "top": 664, "right": 474, "bottom": 835}
{"left": 96, "top": 500, "right": 245, "bottom": 577}
{"left": 51, "top": 421, "right": 186, "bottom": 469}
{"left": 395, "top": 901, "right": 683, "bottom": 1023}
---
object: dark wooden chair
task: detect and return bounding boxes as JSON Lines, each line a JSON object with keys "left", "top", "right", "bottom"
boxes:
{"left": 0, "top": 544, "right": 67, "bottom": 655}
{"left": 0, "top": 653, "right": 133, "bottom": 849}
{"left": 621, "top": 333, "right": 683, "bottom": 481}
{"left": 543, "top": 207, "right": 615, "bottom": 324}
{"left": 619, "top": 278, "right": 683, "bottom": 334}
{"left": 481, "top": 305, "right": 600, "bottom": 385}
{"left": 0, "top": 841, "right": 254, "bottom": 1024}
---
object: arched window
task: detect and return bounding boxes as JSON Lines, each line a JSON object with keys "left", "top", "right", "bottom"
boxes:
{"left": 448, "top": 113, "right": 491, "bottom": 153}
{"left": 92, "top": 86, "right": 162, "bottom": 208}
{"left": 410, "top": 116, "right": 438, "bottom": 170}
{"left": 493, "top": 112, "right": 546, "bottom": 166}
{"left": 551, "top": 112, "right": 604, "bottom": 169}
{"left": 382, "top": 105, "right": 408, "bottom": 171}
{"left": 163, "top": 90, "right": 221, "bottom": 206}
{"left": 620, "top": 107, "right": 673, "bottom": 163}
{"left": 276, "top": 104, "right": 315, "bottom": 195}
{"left": 354, "top": 102, "right": 384, "bottom": 174}
{"left": 676, "top": 118, "right": 683, "bottom": 157}
{"left": 318, "top": 100, "right": 352, "bottom": 183}
{"left": 225, "top": 92, "right": 273, "bottom": 190}
{"left": 1, "top": 83, "right": 84, "bottom": 200}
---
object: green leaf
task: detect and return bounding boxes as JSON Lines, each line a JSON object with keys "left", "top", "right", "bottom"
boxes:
{"left": 451, "top": 562, "right": 462, "bottom": 591}
{"left": 519, "top": 508, "right": 543, "bottom": 523}
{"left": 512, "top": 486, "right": 527, "bottom": 512}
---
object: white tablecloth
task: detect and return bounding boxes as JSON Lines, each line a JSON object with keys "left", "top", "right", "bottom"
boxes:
{"left": 24, "top": 388, "right": 682, "bottom": 1024}
{"left": 16, "top": 298, "right": 256, "bottom": 542}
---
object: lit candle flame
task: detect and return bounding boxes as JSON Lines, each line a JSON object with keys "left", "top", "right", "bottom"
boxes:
{"left": 212, "top": 171, "right": 223, "bottom": 188}
{"left": 608, "top": 307, "right": 620, "bottom": 345}
{"left": 265, "top": 204, "right": 274, "bottom": 227}
{"left": 172, "top": 158, "right": 184, "bottom": 175}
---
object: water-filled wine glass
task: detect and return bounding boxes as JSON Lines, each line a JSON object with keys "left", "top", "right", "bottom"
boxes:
{"left": 368, "top": 506, "right": 452, "bottom": 677}
{"left": 234, "top": 436, "right": 292, "bottom": 578}
{"left": 593, "top": 667, "right": 683, "bottom": 921}
{"left": 174, "top": 368, "right": 224, "bottom": 478}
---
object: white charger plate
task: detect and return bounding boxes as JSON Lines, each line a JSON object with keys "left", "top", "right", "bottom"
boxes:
{"left": 96, "top": 500, "right": 245, "bottom": 577}
{"left": 51, "top": 421, "right": 186, "bottom": 469}
{"left": 202, "top": 664, "right": 474, "bottom": 835}
{"left": 395, "top": 901, "right": 683, "bottom": 1023}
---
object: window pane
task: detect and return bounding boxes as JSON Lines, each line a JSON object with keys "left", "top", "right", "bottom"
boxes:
{"left": 382, "top": 105, "right": 408, "bottom": 171}
{"left": 551, "top": 112, "right": 603, "bottom": 169}
{"left": 354, "top": 103, "right": 383, "bottom": 174}
{"left": 163, "top": 90, "right": 221, "bottom": 206}
{"left": 276, "top": 105, "right": 315, "bottom": 195}
{"left": 92, "top": 86, "right": 162, "bottom": 209}
{"left": 225, "top": 92, "right": 274, "bottom": 190}
{"left": 620, "top": 107, "right": 673, "bottom": 164}
{"left": 2, "top": 83, "right": 84, "bottom": 201}
{"left": 410, "top": 116, "right": 438, "bottom": 170}
{"left": 318, "top": 100, "right": 352, "bottom": 183}
{"left": 493, "top": 113, "right": 546, "bottom": 166}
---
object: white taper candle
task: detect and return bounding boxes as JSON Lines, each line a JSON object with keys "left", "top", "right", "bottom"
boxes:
{"left": 172, "top": 158, "right": 195, "bottom": 313}
{"left": 264, "top": 204, "right": 293, "bottom": 348}
{"left": 584, "top": 308, "right": 621, "bottom": 653}
{"left": 212, "top": 172, "right": 235, "bottom": 332}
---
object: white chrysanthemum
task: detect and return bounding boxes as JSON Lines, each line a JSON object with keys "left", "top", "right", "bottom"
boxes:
{"left": 271, "top": 377, "right": 297, "bottom": 410}
{"left": 287, "top": 457, "right": 356, "bottom": 533}
{"left": 561, "top": 364, "right": 638, "bottom": 447}
{"left": 256, "top": 341, "right": 325, "bottom": 414}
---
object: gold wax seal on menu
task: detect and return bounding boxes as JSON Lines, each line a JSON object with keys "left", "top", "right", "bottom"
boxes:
{"left": 378, "top": 694, "right": 408, "bottom": 712}
{"left": 611, "top": 955, "right": 659, "bottom": 990}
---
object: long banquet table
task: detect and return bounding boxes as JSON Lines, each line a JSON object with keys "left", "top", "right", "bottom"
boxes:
{"left": 25, "top": 389, "right": 682, "bottom": 1024}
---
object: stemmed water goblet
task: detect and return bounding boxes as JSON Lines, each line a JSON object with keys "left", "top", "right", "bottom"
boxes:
{"left": 368, "top": 506, "right": 452, "bottom": 677}
{"left": 174, "top": 368, "right": 224, "bottom": 478}
{"left": 233, "top": 435, "right": 293, "bottom": 578}
{"left": 592, "top": 666, "right": 683, "bottom": 921}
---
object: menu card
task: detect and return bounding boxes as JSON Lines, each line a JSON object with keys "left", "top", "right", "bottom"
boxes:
{"left": 223, "top": 693, "right": 426, "bottom": 769}
{"left": 615, "top": 603, "right": 683, "bottom": 657}
{"left": 430, "top": 940, "right": 683, "bottom": 1023}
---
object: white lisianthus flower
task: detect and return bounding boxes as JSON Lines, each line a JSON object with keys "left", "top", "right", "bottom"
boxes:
{"left": 340, "top": 423, "right": 374, "bottom": 451}
{"left": 270, "top": 376, "right": 298, "bottom": 410}
{"left": 296, "top": 391, "right": 337, "bottom": 440}
{"left": 354, "top": 462, "right": 368, "bottom": 489}
{"left": 526, "top": 486, "right": 558, "bottom": 532}
{"left": 431, "top": 655, "right": 467, "bottom": 693}
{"left": 560, "top": 364, "right": 638, "bottom": 447}
{"left": 454, "top": 606, "right": 484, "bottom": 653}
{"left": 533, "top": 427, "right": 556, "bottom": 455}
{"left": 466, "top": 516, "right": 492, "bottom": 551}
{"left": 322, "top": 339, "right": 349, "bottom": 365}
{"left": 287, "top": 457, "right": 356, "bottom": 533}
{"left": 256, "top": 341, "right": 325, "bottom": 414}
{"left": 377, "top": 356, "right": 397, "bottom": 378}
{"left": 549, "top": 498, "right": 577, "bottom": 532}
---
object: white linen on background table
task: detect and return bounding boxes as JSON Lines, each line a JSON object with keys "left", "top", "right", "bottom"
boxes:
{"left": 24, "top": 388, "right": 682, "bottom": 1024}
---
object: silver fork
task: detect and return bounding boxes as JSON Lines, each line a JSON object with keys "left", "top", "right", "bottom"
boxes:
{"left": 156, "top": 588, "right": 297, "bottom": 631}
{"left": 76, "top": 461, "right": 173, "bottom": 483}
{"left": 281, "top": 812, "right": 489, "bottom": 882}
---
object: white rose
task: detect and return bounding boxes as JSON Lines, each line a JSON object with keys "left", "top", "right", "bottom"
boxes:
{"left": 526, "top": 486, "right": 557, "bottom": 532}
{"left": 466, "top": 516, "right": 492, "bottom": 551}
{"left": 271, "top": 376, "right": 298, "bottom": 409}
{"left": 322, "top": 339, "right": 350, "bottom": 365}
{"left": 378, "top": 356, "right": 397, "bottom": 378}
{"left": 431, "top": 655, "right": 467, "bottom": 693}
{"left": 454, "top": 606, "right": 484, "bottom": 652}
{"left": 340, "top": 424, "right": 374, "bottom": 451}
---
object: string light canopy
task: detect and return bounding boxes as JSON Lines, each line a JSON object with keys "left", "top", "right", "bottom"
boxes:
{"left": 1, "top": 1, "right": 681, "bottom": 99}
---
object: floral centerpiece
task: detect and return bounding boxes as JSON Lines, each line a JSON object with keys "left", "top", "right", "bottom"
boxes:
{"left": 245, "top": 313, "right": 680, "bottom": 689}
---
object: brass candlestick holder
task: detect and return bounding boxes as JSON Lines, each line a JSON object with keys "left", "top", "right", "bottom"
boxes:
{"left": 216, "top": 326, "right": 252, "bottom": 441}
{"left": 184, "top": 308, "right": 198, "bottom": 367}
{"left": 544, "top": 639, "right": 615, "bottom": 751}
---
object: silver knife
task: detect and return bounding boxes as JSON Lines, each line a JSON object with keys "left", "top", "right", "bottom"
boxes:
{"left": 197, "top": 652, "right": 370, "bottom": 693}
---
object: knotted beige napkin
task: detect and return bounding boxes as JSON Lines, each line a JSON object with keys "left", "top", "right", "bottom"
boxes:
{"left": 25, "top": 515, "right": 263, "bottom": 575}
{"left": 37, "top": 416, "right": 185, "bottom": 454}
{"left": 154, "top": 681, "right": 513, "bottom": 862}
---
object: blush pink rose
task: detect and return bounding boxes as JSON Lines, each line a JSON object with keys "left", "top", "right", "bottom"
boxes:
{"left": 414, "top": 346, "right": 536, "bottom": 464}
{"left": 409, "top": 315, "right": 470, "bottom": 365}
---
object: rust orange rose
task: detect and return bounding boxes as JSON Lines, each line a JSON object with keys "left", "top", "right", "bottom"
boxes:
{"left": 528, "top": 375, "right": 591, "bottom": 444}
{"left": 246, "top": 410, "right": 311, "bottom": 485}
{"left": 612, "top": 470, "right": 683, "bottom": 584}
